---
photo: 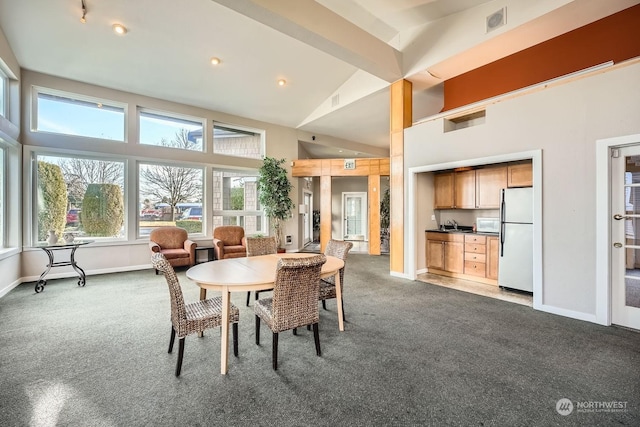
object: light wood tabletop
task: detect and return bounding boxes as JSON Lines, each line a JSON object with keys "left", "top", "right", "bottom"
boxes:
{"left": 186, "top": 253, "right": 345, "bottom": 374}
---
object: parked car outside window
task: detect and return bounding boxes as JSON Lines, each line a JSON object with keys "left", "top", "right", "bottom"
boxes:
{"left": 66, "top": 209, "right": 81, "bottom": 225}
{"left": 181, "top": 207, "right": 202, "bottom": 221}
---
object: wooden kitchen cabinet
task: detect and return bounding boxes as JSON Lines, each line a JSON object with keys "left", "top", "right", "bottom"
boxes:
{"left": 434, "top": 172, "right": 455, "bottom": 208}
{"left": 455, "top": 170, "right": 476, "bottom": 209}
{"left": 426, "top": 232, "right": 464, "bottom": 273}
{"left": 464, "top": 234, "right": 487, "bottom": 278}
{"left": 507, "top": 161, "right": 533, "bottom": 187}
{"left": 476, "top": 166, "right": 507, "bottom": 208}
{"left": 486, "top": 236, "right": 499, "bottom": 280}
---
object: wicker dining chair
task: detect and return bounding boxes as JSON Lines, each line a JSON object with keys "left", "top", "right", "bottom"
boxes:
{"left": 245, "top": 236, "right": 278, "bottom": 306}
{"left": 151, "top": 253, "right": 240, "bottom": 376}
{"left": 254, "top": 254, "right": 326, "bottom": 370}
{"left": 320, "top": 239, "right": 353, "bottom": 319}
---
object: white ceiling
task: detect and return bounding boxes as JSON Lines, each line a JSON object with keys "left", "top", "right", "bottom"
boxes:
{"left": 0, "top": 0, "right": 637, "bottom": 158}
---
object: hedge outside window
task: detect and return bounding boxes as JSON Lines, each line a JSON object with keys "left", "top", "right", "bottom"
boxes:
{"left": 138, "top": 163, "right": 204, "bottom": 237}
{"left": 35, "top": 154, "right": 125, "bottom": 242}
{"left": 139, "top": 110, "right": 204, "bottom": 152}
{"left": 34, "top": 89, "right": 125, "bottom": 141}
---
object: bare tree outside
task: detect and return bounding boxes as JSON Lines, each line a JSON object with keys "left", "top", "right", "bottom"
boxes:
{"left": 140, "top": 130, "right": 203, "bottom": 220}
{"left": 58, "top": 158, "right": 123, "bottom": 208}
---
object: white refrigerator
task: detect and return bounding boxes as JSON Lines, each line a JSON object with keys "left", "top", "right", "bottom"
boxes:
{"left": 498, "top": 187, "right": 533, "bottom": 292}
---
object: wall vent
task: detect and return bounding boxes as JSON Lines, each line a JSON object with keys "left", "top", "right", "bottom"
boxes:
{"left": 331, "top": 94, "right": 340, "bottom": 108}
{"left": 486, "top": 7, "right": 506, "bottom": 33}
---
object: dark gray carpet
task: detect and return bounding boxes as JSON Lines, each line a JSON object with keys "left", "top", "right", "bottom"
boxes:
{"left": 1, "top": 254, "right": 639, "bottom": 426}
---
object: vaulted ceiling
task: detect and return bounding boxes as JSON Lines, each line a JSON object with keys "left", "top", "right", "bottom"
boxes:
{"left": 0, "top": 0, "right": 637, "bottom": 158}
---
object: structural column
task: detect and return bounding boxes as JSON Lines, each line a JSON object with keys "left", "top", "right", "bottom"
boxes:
{"left": 390, "top": 79, "right": 412, "bottom": 274}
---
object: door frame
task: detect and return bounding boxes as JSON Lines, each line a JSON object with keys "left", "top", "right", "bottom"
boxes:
{"left": 342, "top": 191, "right": 368, "bottom": 241}
{"left": 302, "top": 190, "right": 312, "bottom": 245}
{"left": 596, "top": 133, "right": 640, "bottom": 326}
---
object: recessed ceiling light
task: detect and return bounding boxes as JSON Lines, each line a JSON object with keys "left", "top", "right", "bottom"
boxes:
{"left": 210, "top": 57, "right": 221, "bottom": 65}
{"left": 277, "top": 79, "right": 286, "bottom": 87}
{"left": 112, "top": 23, "right": 127, "bottom": 35}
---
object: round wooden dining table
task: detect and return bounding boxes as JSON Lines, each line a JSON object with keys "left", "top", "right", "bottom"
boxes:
{"left": 186, "top": 253, "right": 345, "bottom": 374}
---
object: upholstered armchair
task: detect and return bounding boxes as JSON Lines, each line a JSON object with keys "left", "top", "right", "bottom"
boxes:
{"left": 149, "top": 226, "right": 196, "bottom": 274}
{"left": 212, "top": 226, "right": 247, "bottom": 260}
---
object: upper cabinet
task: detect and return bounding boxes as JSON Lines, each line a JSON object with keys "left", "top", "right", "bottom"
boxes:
{"left": 455, "top": 170, "right": 476, "bottom": 209}
{"left": 476, "top": 166, "right": 508, "bottom": 208}
{"left": 434, "top": 172, "right": 455, "bottom": 208}
{"left": 434, "top": 161, "right": 531, "bottom": 210}
{"left": 507, "top": 161, "right": 533, "bottom": 187}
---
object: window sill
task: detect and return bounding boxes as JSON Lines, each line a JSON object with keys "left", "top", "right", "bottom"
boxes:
{"left": 0, "top": 247, "right": 20, "bottom": 261}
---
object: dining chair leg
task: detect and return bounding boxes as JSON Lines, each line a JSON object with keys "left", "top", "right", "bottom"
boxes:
{"left": 322, "top": 300, "right": 327, "bottom": 310}
{"left": 341, "top": 298, "right": 346, "bottom": 322}
{"left": 246, "top": 292, "right": 251, "bottom": 307}
{"left": 255, "top": 315, "right": 261, "bottom": 345}
{"left": 306, "top": 324, "right": 311, "bottom": 331}
{"left": 312, "top": 323, "right": 321, "bottom": 356}
{"left": 272, "top": 332, "right": 279, "bottom": 370}
{"left": 292, "top": 328, "right": 297, "bottom": 335}
{"left": 168, "top": 327, "right": 176, "bottom": 353}
{"left": 232, "top": 322, "right": 239, "bottom": 357}
{"left": 176, "top": 338, "right": 185, "bottom": 376}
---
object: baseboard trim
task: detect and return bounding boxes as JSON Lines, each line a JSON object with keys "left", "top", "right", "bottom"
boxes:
{"left": 20, "top": 264, "right": 152, "bottom": 285}
{"left": 537, "top": 303, "right": 602, "bottom": 325}
{"left": 0, "top": 278, "right": 22, "bottom": 298}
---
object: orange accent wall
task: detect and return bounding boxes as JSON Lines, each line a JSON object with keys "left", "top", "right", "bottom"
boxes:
{"left": 442, "top": 4, "right": 640, "bottom": 111}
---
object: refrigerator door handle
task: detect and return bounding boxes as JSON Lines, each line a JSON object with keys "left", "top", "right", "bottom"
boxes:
{"left": 500, "top": 189, "right": 505, "bottom": 257}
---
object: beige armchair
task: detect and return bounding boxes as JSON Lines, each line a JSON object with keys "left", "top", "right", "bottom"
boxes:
{"left": 212, "top": 226, "right": 247, "bottom": 260}
{"left": 149, "top": 226, "right": 196, "bottom": 274}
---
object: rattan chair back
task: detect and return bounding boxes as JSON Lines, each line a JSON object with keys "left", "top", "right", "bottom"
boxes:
{"left": 246, "top": 236, "right": 278, "bottom": 257}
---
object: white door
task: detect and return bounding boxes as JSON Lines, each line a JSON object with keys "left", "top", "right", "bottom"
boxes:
{"left": 611, "top": 144, "right": 640, "bottom": 330}
{"left": 342, "top": 192, "right": 367, "bottom": 241}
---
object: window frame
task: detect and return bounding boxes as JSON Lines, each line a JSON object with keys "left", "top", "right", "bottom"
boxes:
{"left": 212, "top": 122, "right": 265, "bottom": 160}
{"left": 137, "top": 160, "right": 205, "bottom": 239}
{"left": 138, "top": 108, "right": 206, "bottom": 153}
{"left": 31, "top": 86, "right": 127, "bottom": 143}
{"left": 211, "top": 167, "right": 266, "bottom": 235}
{"left": 31, "top": 150, "right": 128, "bottom": 245}
{"left": 0, "top": 68, "right": 7, "bottom": 118}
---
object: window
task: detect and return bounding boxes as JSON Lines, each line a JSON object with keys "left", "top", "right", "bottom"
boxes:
{"left": 213, "top": 123, "right": 263, "bottom": 160}
{"left": 35, "top": 154, "right": 125, "bottom": 242}
{"left": 34, "top": 89, "right": 125, "bottom": 141}
{"left": 0, "top": 69, "right": 7, "bottom": 118}
{"left": 139, "top": 110, "right": 204, "bottom": 152}
{"left": 139, "top": 163, "right": 204, "bottom": 236}
{"left": 212, "top": 168, "right": 264, "bottom": 234}
{"left": 0, "top": 147, "right": 4, "bottom": 247}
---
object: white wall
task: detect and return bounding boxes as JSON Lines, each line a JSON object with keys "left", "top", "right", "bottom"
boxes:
{"left": 404, "top": 61, "right": 640, "bottom": 320}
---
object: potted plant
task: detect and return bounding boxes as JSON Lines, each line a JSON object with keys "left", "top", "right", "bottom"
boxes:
{"left": 312, "top": 209, "right": 320, "bottom": 243}
{"left": 257, "top": 157, "right": 294, "bottom": 249}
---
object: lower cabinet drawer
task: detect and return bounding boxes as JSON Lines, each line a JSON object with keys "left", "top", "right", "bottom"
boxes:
{"left": 464, "top": 261, "right": 486, "bottom": 277}
{"left": 464, "top": 252, "right": 486, "bottom": 263}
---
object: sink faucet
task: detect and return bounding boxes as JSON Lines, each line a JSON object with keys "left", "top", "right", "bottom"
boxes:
{"left": 446, "top": 219, "right": 458, "bottom": 230}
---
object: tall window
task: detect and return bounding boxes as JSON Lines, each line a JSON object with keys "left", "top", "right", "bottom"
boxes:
{"left": 0, "top": 147, "right": 4, "bottom": 247}
{"left": 212, "top": 168, "right": 264, "bottom": 234}
{"left": 139, "top": 110, "right": 204, "bottom": 152}
{"left": 34, "top": 89, "right": 126, "bottom": 141}
{"left": 35, "top": 154, "right": 125, "bottom": 242}
{"left": 213, "top": 124, "right": 263, "bottom": 160}
{"left": 138, "top": 163, "right": 204, "bottom": 236}
{"left": 0, "top": 69, "right": 7, "bottom": 118}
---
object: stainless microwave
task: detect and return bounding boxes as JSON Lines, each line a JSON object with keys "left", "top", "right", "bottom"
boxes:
{"left": 476, "top": 217, "right": 500, "bottom": 234}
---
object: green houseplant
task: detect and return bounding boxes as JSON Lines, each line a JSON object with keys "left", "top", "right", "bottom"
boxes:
{"left": 257, "top": 157, "right": 294, "bottom": 248}
{"left": 380, "top": 187, "right": 390, "bottom": 253}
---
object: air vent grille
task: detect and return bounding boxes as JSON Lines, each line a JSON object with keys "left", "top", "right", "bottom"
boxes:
{"left": 486, "top": 7, "right": 506, "bottom": 33}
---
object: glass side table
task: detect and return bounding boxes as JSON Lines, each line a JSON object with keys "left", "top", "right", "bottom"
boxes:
{"left": 33, "top": 240, "right": 94, "bottom": 293}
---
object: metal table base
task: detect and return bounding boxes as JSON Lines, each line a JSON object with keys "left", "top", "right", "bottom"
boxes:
{"left": 34, "top": 241, "right": 93, "bottom": 293}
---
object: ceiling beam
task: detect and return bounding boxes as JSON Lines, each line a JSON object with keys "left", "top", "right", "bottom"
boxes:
{"left": 211, "top": 0, "right": 403, "bottom": 82}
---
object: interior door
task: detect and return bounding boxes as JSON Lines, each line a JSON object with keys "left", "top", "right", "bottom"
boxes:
{"left": 342, "top": 192, "right": 367, "bottom": 241}
{"left": 611, "top": 145, "right": 640, "bottom": 330}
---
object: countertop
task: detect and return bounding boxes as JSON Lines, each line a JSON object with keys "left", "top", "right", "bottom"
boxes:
{"left": 425, "top": 228, "right": 499, "bottom": 236}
